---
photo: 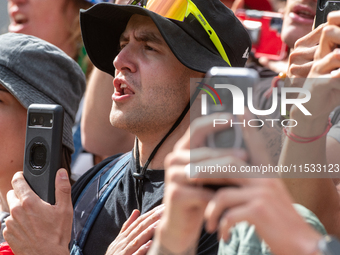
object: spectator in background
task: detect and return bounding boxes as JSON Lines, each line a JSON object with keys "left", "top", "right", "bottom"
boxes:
{"left": 7, "top": 0, "right": 134, "bottom": 179}
{"left": 251, "top": 0, "right": 340, "bottom": 168}
{"left": 251, "top": 0, "right": 317, "bottom": 78}
{"left": 279, "top": 10, "right": 340, "bottom": 240}
{"left": 7, "top": 0, "right": 93, "bottom": 72}
{"left": 0, "top": 32, "right": 85, "bottom": 243}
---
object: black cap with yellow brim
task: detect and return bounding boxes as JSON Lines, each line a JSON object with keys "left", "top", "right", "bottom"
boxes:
{"left": 80, "top": 0, "right": 252, "bottom": 76}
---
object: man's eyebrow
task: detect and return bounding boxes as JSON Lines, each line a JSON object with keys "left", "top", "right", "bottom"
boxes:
{"left": 119, "top": 31, "right": 164, "bottom": 45}
{"left": 135, "top": 31, "right": 163, "bottom": 44}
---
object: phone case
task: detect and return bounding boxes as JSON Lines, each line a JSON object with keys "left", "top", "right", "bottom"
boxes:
{"left": 23, "top": 104, "right": 64, "bottom": 205}
{"left": 315, "top": 0, "right": 340, "bottom": 28}
{"left": 203, "top": 67, "right": 259, "bottom": 149}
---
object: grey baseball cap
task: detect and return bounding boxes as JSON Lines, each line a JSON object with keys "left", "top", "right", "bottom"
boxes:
{"left": 0, "top": 33, "right": 86, "bottom": 153}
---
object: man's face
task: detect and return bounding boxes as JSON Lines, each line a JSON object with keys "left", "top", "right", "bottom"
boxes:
{"left": 281, "top": 0, "right": 317, "bottom": 48}
{"left": 111, "top": 14, "right": 202, "bottom": 137}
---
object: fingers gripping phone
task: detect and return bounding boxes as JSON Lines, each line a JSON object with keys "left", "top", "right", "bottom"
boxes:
{"left": 23, "top": 104, "right": 64, "bottom": 205}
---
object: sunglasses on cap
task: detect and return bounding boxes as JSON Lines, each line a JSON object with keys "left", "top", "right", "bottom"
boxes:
{"left": 128, "top": 0, "right": 232, "bottom": 66}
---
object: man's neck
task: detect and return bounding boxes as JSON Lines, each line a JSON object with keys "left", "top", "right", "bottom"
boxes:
{"left": 134, "top": 93, "right": 202, "bottom": 170}
{"left": 135, "top": 118, "right": 189, "bottom": 170}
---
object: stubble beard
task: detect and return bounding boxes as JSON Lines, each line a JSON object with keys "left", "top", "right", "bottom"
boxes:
{"left": 109, "top": 86, "right": 190, "bottom": 138}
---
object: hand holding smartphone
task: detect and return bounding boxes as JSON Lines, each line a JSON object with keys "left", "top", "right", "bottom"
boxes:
{"left": 23, "top": 104, "right": 64, "bottom": 205}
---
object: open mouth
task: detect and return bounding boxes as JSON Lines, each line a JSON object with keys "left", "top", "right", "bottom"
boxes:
{"left": 114, "top": 83, "right": 135, "bottom": 98}
{"left": 294, "top": 9, "right": 315, "bottom": 20}
{"left": 119, "top": 84, "right": 135, "bottom": 95}
{"left": 12, "top": 13, "right": 28, "bottom": 25}
{"left": 291, "top": 4, "right": 315, "bottom": 21}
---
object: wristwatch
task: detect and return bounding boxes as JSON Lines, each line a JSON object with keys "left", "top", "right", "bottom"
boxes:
{"left": 318, "top": 235, "right": 340, "bottom": 255}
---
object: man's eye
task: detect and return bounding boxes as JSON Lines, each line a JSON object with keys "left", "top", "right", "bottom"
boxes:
{"left": 145, "top": 45, "right": 155, "bottom": 51}
{"left": 118, "top": 43, "right": 127, "bottom": 51}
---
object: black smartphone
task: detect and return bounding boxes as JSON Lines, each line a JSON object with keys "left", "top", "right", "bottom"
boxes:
{"left": 23, "top": 104, "right": 64, "bottom": 205}
{"left": 315, "top": 0, "right": 340, "bottom": 28}
{"left": 198, "top": 67, "right": 259, "bottom": 191}
{"left": 203, "top": 67, "right": 260, "bottom": 149}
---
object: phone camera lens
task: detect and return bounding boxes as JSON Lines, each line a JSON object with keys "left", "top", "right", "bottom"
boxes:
{"left": 38, "top": 116, "right": 44, "bottom": 125}
{"left": 31, "top": 117, "right": 37, "bottom": 125}
{"left": 30, "top": 143, "right": 47, "bottom": 170}
{"left": 30, "top": 115, "right": 44, "bottom": 126}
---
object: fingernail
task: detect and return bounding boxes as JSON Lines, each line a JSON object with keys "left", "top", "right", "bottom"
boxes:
{"left": 59, "top": 169, "right": 68, "bottom": 180}
{"left": 132, "top": 209, "right": 140, "bottom": 214}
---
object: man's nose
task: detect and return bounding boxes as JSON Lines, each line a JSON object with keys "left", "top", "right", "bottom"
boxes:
{"left": 113, "top": 45, "right": 137, "bottom": 74}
